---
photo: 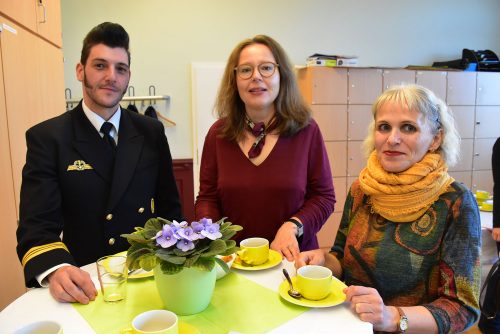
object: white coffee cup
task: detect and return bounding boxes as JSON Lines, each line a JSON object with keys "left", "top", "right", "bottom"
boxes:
{"left": 130, "top": 310, "right": 178, "bottom": 334}
{"left": 14, "top": 320, "right": 63, "bottom": 334}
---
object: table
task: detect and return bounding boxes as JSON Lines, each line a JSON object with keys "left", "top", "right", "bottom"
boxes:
{"left": 0, "top": 260, "right": 372, "bottom": 333}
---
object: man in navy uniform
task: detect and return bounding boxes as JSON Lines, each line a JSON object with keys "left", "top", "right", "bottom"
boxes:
{"left": 16, "top": 22, "right": 182, "bottom": 304}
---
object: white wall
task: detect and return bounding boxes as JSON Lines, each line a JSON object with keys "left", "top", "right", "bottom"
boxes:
{"left": 61, "top": 0, "right": 500, "bottom": 159}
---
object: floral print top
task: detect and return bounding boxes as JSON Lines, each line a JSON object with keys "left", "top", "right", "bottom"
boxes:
{"left": 332, "top": 180, "right": 481, "bottom": 333}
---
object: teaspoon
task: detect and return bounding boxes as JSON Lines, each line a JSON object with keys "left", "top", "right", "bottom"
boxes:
{"left": 282, "top": 268, "right": 302, "bottom": 299}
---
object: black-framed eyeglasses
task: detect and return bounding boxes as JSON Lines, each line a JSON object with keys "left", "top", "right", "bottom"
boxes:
{"left": 234, "top": 62, "right": 279, "bottom": 80}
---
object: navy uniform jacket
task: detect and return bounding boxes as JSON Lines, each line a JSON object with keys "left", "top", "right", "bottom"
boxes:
{"left": 16, "top": 103, "right": 183, "bottom": 287}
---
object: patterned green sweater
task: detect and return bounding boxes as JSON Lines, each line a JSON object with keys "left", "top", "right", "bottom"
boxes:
{"left": 331, "top": 180, "right": 481, "bottom": 333}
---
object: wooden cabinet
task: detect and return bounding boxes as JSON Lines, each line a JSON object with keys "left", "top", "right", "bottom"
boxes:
{"left": 298, "top": 66, "right": 500, "bottom": 247}
{"left": 348, "top": 68, "right": 382, "bottom": 104}
{"left": 382, "top": 69, "right": 415, "bottom": 90}
{"left": 35, "top": 0, "right": 62, "bottom": 47}
{"left": 325, "top": 142, "right": 347, "bottom": 178}
{"left": 311, "top": 105, "right": 347, "bottom": 141}
{"left": 477, "top": 72, "right": 500, "bottom": 105}
{"left": 0, "top": 1, "right": 37, "bottom": 32}
{"left": 297, "top": 67, "right": 347, "bottom": 104}
{"left": 449, "top": 139, "right": 473, "bottom": 172}
{"left": 0, "top": 0, "right": 61, "bottom": 47}
{"left": 475, "top": 107, "right": 500, "bottom": 139}
{"left": 347, "top": 105, "right": 371, "bottom": 140}
{"left": 317, "top": 212, "right": 342, "bottom": 249}
{"left": 452, "top": 106, "right": 475, "bottom": 138}
{"left": 416, "top": 70, "right": 447, "bottom": 101}
{"left": 447, "top": 72, "right": 477, "bottom": 105}
{"left": 0, "top": 10, "right": 64, "bottom": 310}
{"left": 1, "top": 17, "right": 65, "bottom": 203}
{"left": 0, "top": 34, "right": 26, "bottom": 311}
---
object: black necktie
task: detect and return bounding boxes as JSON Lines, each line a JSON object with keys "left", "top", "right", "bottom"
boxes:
{"left": 100, "top": 122, "right": 116, "bottom": 153}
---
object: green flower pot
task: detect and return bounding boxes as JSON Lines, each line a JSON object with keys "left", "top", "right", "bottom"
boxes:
{"left": 153, "top": 265, "right": 216, "bottom": 315}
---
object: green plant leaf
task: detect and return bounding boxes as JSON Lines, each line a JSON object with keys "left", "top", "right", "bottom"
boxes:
{"left": 156, "top": 248, "right": 175, "bottom": 256}
{"left": 225, "top": 240, "right": 237, "bottom": 249}
{"left": 157, "top": 217, "right": 173, "bottom": 225}
{"left": 173, "top": 247, "right": 197, "bottom": 257}
{"left": 121, "top": 232, "right": 149, "bottom": 244}
{"left": 221, "top": 229, "right": 237, "bottom": 240}
{"left": 183, "top": 254, "right": 200, "bottom": 267}
{"left": 160, "top": 261, "right": 183, "bottom": 274}
{"left": 199, "top": 239, "right": 226, "bottom": 257}
{"left": 193, "top": 257, "right": 215, "bottom": 272}
{"left": 156, "top": 251, "right": 187, "bottom": 265}
{"left": 143, "top": 218, "right": 163, "bottom": 239}
{"left": 138, "top": 253, "right": 158, "bottom": 271}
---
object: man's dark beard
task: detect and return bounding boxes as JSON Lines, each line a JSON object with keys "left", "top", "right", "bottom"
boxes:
{"left": 83, "top": 73, "right": 127, "bottom": 107}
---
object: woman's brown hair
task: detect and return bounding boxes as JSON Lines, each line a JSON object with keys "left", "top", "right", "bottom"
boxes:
{"left": 215, "top": 35, "right": 311, "bottom": 141}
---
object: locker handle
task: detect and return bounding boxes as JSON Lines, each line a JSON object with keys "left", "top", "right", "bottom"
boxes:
{"left": 38, "top": 1, "right": 47, "bottom": 24}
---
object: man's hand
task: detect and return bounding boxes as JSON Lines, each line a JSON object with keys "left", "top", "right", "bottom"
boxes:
{"left": 271, "top": 222, "right": 300, "bottom": 261}
{"left": 47, "top": 266, "right": 97, "bottom": 304}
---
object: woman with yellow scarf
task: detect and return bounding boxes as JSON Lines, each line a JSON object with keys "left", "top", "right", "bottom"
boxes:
{"left": 296, "top": 85, "right": 481, "bottom": 334}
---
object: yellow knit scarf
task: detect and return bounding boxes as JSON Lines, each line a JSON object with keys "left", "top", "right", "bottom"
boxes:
{"left": 358, "top": 151, "right": 454, "bottom": 222}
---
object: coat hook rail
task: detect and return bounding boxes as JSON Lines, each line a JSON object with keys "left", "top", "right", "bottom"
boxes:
{"left": 65, "top": 95, "right": 170, "bottom": 104}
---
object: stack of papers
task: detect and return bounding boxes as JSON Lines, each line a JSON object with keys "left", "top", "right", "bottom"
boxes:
{"left": 307, "top": 53, "right": 358, "bottom": 67}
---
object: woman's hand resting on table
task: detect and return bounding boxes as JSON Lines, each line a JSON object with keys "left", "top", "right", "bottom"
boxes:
{"left": 48, "top": 265, "right": 97, "bottom": 304}
{"left": 344, "top": 286, "right": 399, "bottom": 332}
{"left": 295, "top": 252, "right": 400, "bottom": 332}
{"left": 271, "top": 221, "right": 301, "bottom": 261}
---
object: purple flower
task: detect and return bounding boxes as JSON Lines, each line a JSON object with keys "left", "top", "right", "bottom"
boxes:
{"left": 170, "top": 220, "right": 187, "bottom": 233}
{"left": 190, "top": 222, "right": 206, "bottom": 240}
{"left": 177, "top": 239, "right": 195, "bottom": 252}
{"left": 199, "top": 218, "right": 213, "bottom": 227}
{"left": 201, "top": 223, "right": 222, "bottom": 240}
{"left": 155, "top": 224, "right": 178, "bottom": 248}
{"left": 177, "top": 226, "right": 198, "bottom": 241}
{"left": 191, "top": 221, "right": 205, "bottom": 233}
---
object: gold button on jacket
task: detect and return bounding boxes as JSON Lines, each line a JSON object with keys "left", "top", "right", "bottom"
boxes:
{"left": 108, "top": 238, "right": 115, "bottom": 245}
{"left": 106, "top": 214, "right": 113, "bottom": 221}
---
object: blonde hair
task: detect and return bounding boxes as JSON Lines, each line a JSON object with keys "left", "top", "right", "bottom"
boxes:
{"left": 363, "top": 84, "right": 460, "bottom": 167}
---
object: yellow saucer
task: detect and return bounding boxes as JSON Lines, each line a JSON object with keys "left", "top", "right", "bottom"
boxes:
{"left": 179, "top": 321, "right": 200, "bottom": 334}
{"left": 278, "top": 276, "right": 347, "bottom": 308}
{"left": 115, "top": 251, "right": 154, "bottom": 279}
{"left": 232, "top": 249, "right": 282, "bottom": 271}
{"left": 480, "top": 205, "right": 493, "bottom": 212}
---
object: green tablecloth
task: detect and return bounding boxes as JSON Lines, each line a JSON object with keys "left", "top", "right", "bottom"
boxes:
{"left": 73, "top": 272, "right": 307, "bottom": 333}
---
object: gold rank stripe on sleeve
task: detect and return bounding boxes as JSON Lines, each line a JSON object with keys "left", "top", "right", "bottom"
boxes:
{"left": 67, "top": 160, "right": 93, "bottom": 171}
{"left": 21, "top": 242, "right": 70, "bottom": 268}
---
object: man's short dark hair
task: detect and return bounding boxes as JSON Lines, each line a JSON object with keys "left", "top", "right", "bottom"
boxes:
{"left": 80, "top": 22, "right": 130, "bottom": 65}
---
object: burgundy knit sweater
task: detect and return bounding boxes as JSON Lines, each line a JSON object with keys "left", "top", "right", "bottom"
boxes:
{"left": 195, "top": 118, "right": 335, "bottom": 250}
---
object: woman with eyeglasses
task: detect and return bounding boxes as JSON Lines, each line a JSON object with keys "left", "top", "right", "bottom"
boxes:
{"left": 296, "top": 85, "right": 481, "bottom": 333}
{"left": 194, "top": 35, "right": 335, "bottom": 260}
